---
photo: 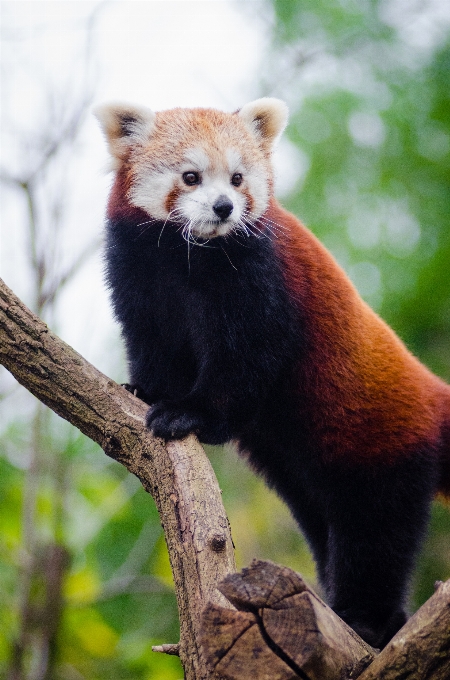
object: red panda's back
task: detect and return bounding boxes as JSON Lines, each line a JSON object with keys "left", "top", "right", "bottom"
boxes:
{"left": 269, "top": 198, "right": 450, "bottom": 471}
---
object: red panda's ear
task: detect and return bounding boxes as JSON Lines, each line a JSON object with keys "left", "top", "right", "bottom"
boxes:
{"left": 238, "top": 98, "right": 288, "bottom": 150}
{"left": 93, "top": 102, "right": 155, "bottom": 161}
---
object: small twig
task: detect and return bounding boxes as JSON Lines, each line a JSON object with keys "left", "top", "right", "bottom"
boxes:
{"left": 152, "top": 643, "right": 180, "bottom": 656}
{"left": 38, "top": 236, "right": 102, "bottom": 310}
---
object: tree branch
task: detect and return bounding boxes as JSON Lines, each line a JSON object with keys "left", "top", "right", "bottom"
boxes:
{"left": 0, "top": 276, "right": 236, "bottom": 680}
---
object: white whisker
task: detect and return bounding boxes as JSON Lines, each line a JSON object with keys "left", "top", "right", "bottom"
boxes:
{"left": 134, "top": 217, "right": 158, "bottom": 240}
{"left": 257, "top": 214, "right": 288, "bottom": 233}
{"left": 158, "top": 209, "right": 177, "bottom": 246}
{"left": 220, "top": 245, "right": 237, "bottom": 271}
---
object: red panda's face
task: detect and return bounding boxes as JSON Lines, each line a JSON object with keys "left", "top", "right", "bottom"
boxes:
{"left": 95, "top": 99, "right": 288, "bottom": 240}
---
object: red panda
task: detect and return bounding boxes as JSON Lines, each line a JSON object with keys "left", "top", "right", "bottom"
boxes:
{"left": 95, "top": 98, "right": 450, "bottom": 648}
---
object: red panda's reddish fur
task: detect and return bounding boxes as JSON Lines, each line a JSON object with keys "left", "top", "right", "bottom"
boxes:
{"left": 270, "top": 199, "right": 450, "bottom": 477}
{"left": 107, "top": 167, "right": 134, "bottom": 220}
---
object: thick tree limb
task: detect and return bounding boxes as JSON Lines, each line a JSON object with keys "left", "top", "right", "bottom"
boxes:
{"left": 3, "top": 275, "right": 449, "bottom": 679}
{"left": 0, "top": 277, "right": 236, "bottom": 680}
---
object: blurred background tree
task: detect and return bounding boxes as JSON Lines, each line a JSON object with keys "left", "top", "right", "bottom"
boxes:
{"left": 0, "top": 1, "right": 449, "bottom": 679}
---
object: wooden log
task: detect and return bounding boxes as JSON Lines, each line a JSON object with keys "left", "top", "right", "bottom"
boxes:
{"left": 200, "top": 560, "right": 376, "bottom": 680}
{"left": 201, "top": 605, "right": 298, "bottom": 680}
{"left": 357, "top": 579, "right": 450, "bottom": 680}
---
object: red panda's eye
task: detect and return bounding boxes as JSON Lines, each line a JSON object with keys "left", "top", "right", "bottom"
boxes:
{"left": 231, "top": 173, "right": 243, "bottom": 187}
{"left": 182, "top": 171, "right": 201, "bottom": 186}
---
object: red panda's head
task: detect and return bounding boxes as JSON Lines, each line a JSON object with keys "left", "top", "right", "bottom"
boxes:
{"left": 94, "top": 99, "right": 288, "bottom": 240}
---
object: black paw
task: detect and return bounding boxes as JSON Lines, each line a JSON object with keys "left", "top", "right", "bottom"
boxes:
{"left": 336, "top": 609, "right": 407, "bottom": 649}
{"left": 146, "top": 403, "right": 204, "bottom": 440}
{"left": 346, "top": 621, "right": 382, "bottom": 649}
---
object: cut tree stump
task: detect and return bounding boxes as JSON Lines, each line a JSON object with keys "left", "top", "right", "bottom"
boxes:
{"left": 200, "top": 560, "right": 450, "bottom": 680}
{"left": 200, "top": 560, "right": 376, "bottom": 680}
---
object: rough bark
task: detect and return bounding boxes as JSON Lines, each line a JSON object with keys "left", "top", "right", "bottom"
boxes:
{"left": 200, "top": 560, "right": 376, "bottom": 680}
{"left": 0, "top": 277, "right": 236, "bottom": 680}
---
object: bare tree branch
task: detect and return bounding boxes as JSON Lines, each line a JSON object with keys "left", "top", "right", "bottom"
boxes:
{"left": 0, "top": 277, "right": 236, "bottom": 680}
{"left": 1, "top": 6, "right": 124, "bottom": 677}
{"left": 38, "top": 236, "right": 102, "bottom": 310}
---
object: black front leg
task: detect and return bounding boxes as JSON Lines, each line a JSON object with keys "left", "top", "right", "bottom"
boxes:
{"left": 146, "top": 400, "right": 231, "bottom": 445}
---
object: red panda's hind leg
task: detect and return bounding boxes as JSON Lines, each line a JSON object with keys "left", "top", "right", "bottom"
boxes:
{"left": 323, "top": 451, "right": 438, "bottom": 648}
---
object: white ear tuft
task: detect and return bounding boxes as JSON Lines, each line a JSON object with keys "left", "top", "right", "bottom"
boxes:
{"left": 238, "top": 98, "right": 289, "bottom": 149}
{"left": 93, "top": 102, "right": 156, "bottom": 160}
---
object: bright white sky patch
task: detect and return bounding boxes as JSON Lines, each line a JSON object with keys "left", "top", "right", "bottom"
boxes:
{"left": 97, "top": 0, "right": 264, "bottom": 110}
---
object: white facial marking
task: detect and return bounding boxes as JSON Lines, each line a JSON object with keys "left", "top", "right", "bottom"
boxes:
{"left": 226, "top": 148, "right": 243, "bottom": 173}
{"left": 129, "top": 146, "right": 271, "bottom": 239}
{"left": 129, "top": 168, "right": 176, "bottom": 220}
{"left": 183, "top": 147, "right": 210, "bottom": 172}
{"left": 245, "top": 165, "right": 270, "bottom": 218}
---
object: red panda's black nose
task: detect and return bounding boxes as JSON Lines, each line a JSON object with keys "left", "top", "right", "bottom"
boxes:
{"left": 213, "top": 196, "right": 233, "bottom": 221}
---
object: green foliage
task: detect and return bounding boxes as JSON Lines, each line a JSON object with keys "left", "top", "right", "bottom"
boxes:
{"left": 0, "top": 423, "right": 182, "bottom": 679}
{"left": 267, "top": 0, "right": 450, "bottom": 380}
{"left": 208, "top": 446, "right": 316, "bottom": 582}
